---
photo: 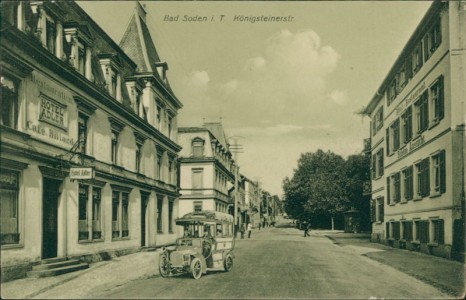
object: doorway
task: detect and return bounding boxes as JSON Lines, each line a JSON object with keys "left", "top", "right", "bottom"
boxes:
{"left": 141, "top": 193, "right": 149, "bottom": 247}
{"left": 42, "top": 178, "right": 61, "bottom": 259}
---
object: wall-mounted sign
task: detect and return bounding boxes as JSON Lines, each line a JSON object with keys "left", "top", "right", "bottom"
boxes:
{"left": 397, "top": 135, "right": 425, "bottom": 159}
{"left": 70, "top": 167, "right": 95, "bottom": 180}
{"left": 39, "top": 94, "right": 68, "bottom": 130}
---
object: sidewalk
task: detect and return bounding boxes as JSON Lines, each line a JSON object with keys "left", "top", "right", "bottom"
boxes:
{"left": 1, "top": 249, "right": 161, "bottom": 299}
{"left": 322, "top": 230, "right": 466, "bottom": 298}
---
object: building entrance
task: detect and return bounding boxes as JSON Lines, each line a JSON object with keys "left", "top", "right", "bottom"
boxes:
{"left": 42, "top": 178, "right": 61, "bottom": 259}
{"left": 141, "top": 193, "right": 149, "bottom": 247}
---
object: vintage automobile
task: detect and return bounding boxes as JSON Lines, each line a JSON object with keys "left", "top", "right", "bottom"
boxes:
{"left": 158, "top": 210, "right": 235, "bottom": 279}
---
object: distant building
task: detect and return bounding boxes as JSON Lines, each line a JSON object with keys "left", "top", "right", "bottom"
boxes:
{"left": 362, "top": 1, "right": 465, "bottom": 260}
{"left": 1, "top": 1, "right": 182, "bottom": 281}
{"left": 177, "top": 123, "right": 239, "bottom": 229}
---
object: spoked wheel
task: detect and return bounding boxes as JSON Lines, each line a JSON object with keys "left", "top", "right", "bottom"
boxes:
{"left": 190, "top": 257, "right": 203, "bottom": 279}
{"left": 224, "top": 254, "right": 233, "bottom": 272}
{"left": 159, "top": 251, "right": 171, "bottom": 278}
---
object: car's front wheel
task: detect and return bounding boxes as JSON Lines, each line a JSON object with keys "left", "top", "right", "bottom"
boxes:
{"left": 224, "top": 254, "right": 233, "bottom": 272}
{"left": 190, "top": 257, "right": 203, "bottom": 279}
{"left": 159, "top": 251, "right": 171, "bottom": 278}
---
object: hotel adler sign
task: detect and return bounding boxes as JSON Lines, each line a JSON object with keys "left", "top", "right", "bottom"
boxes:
{"left": 26, "top": 72, "right": 74, "bottom": 146}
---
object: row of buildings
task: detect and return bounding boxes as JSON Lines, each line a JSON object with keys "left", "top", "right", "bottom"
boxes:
{"left": 0, "top": 1, "right": 272, "bottom": 282}
{"left": 362, "top": 1, "right": 465, "bottom": 260}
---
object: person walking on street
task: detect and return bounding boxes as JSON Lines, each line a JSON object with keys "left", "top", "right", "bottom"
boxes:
{"left": 304, "top": 222, "right": 311, "bottom": 237}
{"left": 247, "top": 223, "right": 252, "bottom": 238}
{"left": 240, "top": 223, "right": 245, "bottom": 239}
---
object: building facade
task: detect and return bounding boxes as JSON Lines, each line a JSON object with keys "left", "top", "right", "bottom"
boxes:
{"left": 177, "top": 123, "right": 239, "bottom": 228}
{"left": 1, "top": 1, "right": 183, "bottom": 281}
{"left": 363, "top": 1, "right": 465, "bottom": 259}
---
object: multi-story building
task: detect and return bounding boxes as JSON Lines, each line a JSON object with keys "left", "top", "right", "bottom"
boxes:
{"left": 177, "top": 123, "right": 239, "bottom": 229}
{"left": 363, "top": 1, "right": 465, "bottom": 259}
{"left": 243, "top": 177, "right": 260, "bottom": 227}
{"left": 1, "top": 1, "right": 182, "bottom": 281}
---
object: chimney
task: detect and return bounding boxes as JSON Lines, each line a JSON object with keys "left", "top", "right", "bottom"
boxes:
{"left": 135, "top": 1, "right": 147, "bottom": 23}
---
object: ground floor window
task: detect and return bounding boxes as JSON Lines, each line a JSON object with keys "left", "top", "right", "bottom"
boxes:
{"left": 157, "top": 197, "right": 163, "bottom": 233}
{"left": 0, "top": 170, "right": 19, "bottom": 245}
{"left": 393, "top": 222, "right": 400, "bottom": 240}
{"left": 112, "top": 189, "right": 130, "bottom": 239}
{"left": 168, "top": 200, "right": 174, "bottom": 233}
{"left": 402, "top": 221, "right": 413, "bottom": 241}
{"left": 79, "top": 185, "right": 103, "bottom": 241}
{"left": 415, "top": 220, "right": 429, "bottom": 243}
{"left": 432, "top": 219, "right": 444, "bottom": 244}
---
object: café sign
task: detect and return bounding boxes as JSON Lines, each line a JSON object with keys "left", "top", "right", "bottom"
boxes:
{"left": 397, "top": 135, "right": 425, "bottom": 159}
{"left": 70, "top": 167, "right": 95, "bottom": 180}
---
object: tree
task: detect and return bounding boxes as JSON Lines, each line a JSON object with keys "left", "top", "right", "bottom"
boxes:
{"left": 283, "top": 150, "right": 349, "bottom": 229}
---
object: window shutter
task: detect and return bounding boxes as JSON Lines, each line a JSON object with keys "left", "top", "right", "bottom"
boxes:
{"left": 405, "top": 57, "right": 412, "bottom": 80}
{"left": 371, "top": 154, "right": 376, "bottom": 179}
{"left": 380, "top": 198, "right": 384, "bottom": 222}
{"left": 439, "top": 150, "right": 446, "bottom": 193}
{"left": 438, "top": 76, "right": 444, "bottom": 120}
{"left": 386, "top": 128, "right": 390, "bottom": 156}
{"left": 423, "top": 35, "right": 430, "bottom": 61}
{"left": 439, "top": 220, "right": 444, "bottom": 244}
{"left": 370, "top": 199, "right": 375, "bottom": 223}
{"left": 386, "top": 177, "right": 391, "bottom": 204}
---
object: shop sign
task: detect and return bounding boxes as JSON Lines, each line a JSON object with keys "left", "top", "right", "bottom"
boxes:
{"left": 397, "top": 135, "right": 425, "bottom": 159}
{"left": 39, "top": 94, "right": 68, "bottom": 130}
{"left": 70, "top": 167, "right": 95, "bottom": 180}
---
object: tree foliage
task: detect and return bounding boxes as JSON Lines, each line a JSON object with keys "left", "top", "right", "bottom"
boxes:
{"left": 283, "top": 150, "right": 370, "bottom": 228}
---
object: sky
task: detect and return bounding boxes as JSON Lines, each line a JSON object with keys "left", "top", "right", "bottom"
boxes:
{"left": 78, "top": 0, "right": 432, "bottom": 196}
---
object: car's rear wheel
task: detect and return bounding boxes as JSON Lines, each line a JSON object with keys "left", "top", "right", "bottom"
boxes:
{"left": 190, "top": 257, "right": 202, "bottom": 279}
{"left": 159, "top": 252, "right": 171, "bottom": 278}
{"left": 224, "top": 254, "right": 233, "bottom": 272}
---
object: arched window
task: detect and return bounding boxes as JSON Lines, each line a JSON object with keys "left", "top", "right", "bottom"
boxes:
{"left": 192, "top": 137, "right": 205, "bottom": 158}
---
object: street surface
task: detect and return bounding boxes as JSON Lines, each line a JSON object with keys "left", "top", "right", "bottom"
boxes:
{"left": 100, "top": 223, "right": 449, "bottom": 299}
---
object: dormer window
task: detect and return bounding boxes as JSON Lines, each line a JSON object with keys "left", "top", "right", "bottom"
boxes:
{"left": 125, "top": 80, "right": 144, "bottom": 118}
{"left": 99, "top": 54, "right": 122, "bottom": 101}
{"left": 64, "top": 22, "right": 93, "bottom": 80}
{"left": 30, "top": 2, "right": 64, "bottom": 59}
{"left": 192, "top": 137, "right": 205, "bottom": 158}
{"left": 155, "top": 62, "right": 168, "bottom": 84}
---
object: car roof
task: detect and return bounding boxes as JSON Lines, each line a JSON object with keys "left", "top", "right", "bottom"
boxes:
{"left": 176, "top": 210, "right": 234, "bottom": 225}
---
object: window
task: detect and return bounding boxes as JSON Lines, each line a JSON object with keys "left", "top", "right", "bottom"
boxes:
{"left": 0, "top": 170, "right": 20, "bottom": 245}
{"left": 78, "top": 185, "right": 89, "bottom": 240}
{"left": 168, "top": 160, "right": 173, "bottom": 184}
{"left": 156, "top": 105, "right": 162, "bottom": 130}
{"left": 77, "top": 43, "right": 86, "bottom": 76}
{"left": 157, "top": 153, "right": 162, "bottom": 180}
{"left": 371, "top": 149, "right": 383, "bottom": 180}
{"left": 111, "top": 72, "right": 117, "bottom": 98}
{"left": 112, "top": 190, "right": 129, "bottom": 239}
{"left": 376, "top": 197, "right": 384, "bottom": 222}
{"left": 136, "top": 144, "right": 142, "bottom": 173}
{"left": 388, "top": 173, "right": 401, "bottom": 204}
{"left": 414, "top": 92, "right": 429, "bottom": 134}
{"left": 157, "top": 198, "right": 163, "bottom": 233}
{"left": 430, "top": 76, "right": 444, "bottom": 124}
{"left": 393, "top": 222, "right": 400, "bottom": 240}
{"left": 431, "top": 150, "right": 446, "bottom": 195}
{"left": 402, "top": 166, "right": 414, "bottom": 201}
{"left": 111, "top": 132, "right": 118, "bottom": 164}
{"left": 426, "top": 21, "right": 442, "bottom": 59}
{"left": 402, "top": 221, "right": 413, "bottom": 241}
{"left": 412, "top": 44, "right": 423, "bottom": 74}
{"left": 194, "top": 201, "right": 203, "bottom": 212}
{"left": 388, "top": 79, "right": 397, "bottom": 105}
{"left": 168, "top": 200, "right": 174, "bottom": 233}
{"left": 415, "top": 220, "right": 429, "bottom": 243}
{"left": 46, "top": 18, "right": 56, "bottom": 55}
{"left": 79, "top": 185, "right": 102, "bottom": 241}
{"left": 192, "top": 138, "right": 205, "bottom": 158}
{"left": 372, "top": 107, "right": 383, "bottom": 136}
{"left": 78, "top": 115, "right": 88, "bottom": 155}
{"left": 192, "top": 168, "right": 203, "bottom": 192}
{"left": 415, "top": 158, "right": 430, "bottom": 198}
{"left": 1, "top": 76, "right": 19, "bottom": 129}
{"left": 432, "top": 219, "right": 444, "bottom": 244}
{"left": 167, "top": 115, "right": 173, "bottom": 139}
{"left": 388, "top": 119, "right": 400, "bottom": 154}
{"left": 401, "top": 107, "right": 412, "bottom": 144}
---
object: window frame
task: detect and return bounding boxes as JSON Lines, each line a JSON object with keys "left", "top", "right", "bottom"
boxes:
{"left": 0, "top": 169, "right": 21, "bottom": 246}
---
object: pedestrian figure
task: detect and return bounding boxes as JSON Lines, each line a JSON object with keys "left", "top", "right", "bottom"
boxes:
{"left": 304, "top": 222, "right": 311, "bottom": 237}
{"left": 247, "top": 223, "right": 252, "bottom": 238}
{"left": 240, "top": 223, "right": 245, "bottom": 239}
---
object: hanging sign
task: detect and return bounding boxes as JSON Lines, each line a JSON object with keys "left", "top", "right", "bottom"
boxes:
{"left": 70, "top": 167, "right": 95, "bottom": 180}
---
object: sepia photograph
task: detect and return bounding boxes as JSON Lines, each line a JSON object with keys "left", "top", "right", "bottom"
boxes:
{"left": 0, "top": 0, "right": 465, "bottom": 299}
